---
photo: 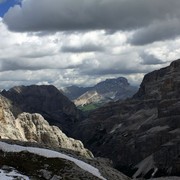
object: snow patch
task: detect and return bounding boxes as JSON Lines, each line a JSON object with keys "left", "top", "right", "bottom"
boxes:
{"left": 0, "top": 142, "right": 106, "bottom": 180}
{"left": 0, "top": 168, "right": 29, "bottom": 180}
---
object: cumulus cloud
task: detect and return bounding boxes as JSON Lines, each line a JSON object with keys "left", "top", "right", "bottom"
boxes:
{"left": 0, "top": 16, "right": 180, "bottom": 90}
{"left": 76, "top": 52, "right": 163, "bottom": 77}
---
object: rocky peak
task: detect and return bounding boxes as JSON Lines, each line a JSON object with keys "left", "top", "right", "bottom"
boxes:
{"left": 1, "top": 85, "right": 82, "bottom": 134}
{"left": 94, "top": 77, "right": 129, "bottom": 94}
{"left": 134, "top": 59, "right": 180, "bottom": 100}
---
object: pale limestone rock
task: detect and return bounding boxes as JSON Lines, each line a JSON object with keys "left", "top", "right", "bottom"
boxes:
{"left": 15, "top": 112, "right": 93, "bottom": 158}
{"left": 0, "top": 95, "right": 93, "bottom": 158}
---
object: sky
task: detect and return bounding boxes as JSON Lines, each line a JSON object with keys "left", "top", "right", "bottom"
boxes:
{"left": 0, "top": 0, "right": 180, "bottom": 89}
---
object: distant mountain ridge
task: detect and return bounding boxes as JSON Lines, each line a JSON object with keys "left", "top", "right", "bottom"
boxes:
{"left": 63, "top": 77, "right": 138, "bottom": 107}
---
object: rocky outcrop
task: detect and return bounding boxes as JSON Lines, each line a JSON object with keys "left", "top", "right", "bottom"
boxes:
{"left": 134, "top": 59, "right": 180, "bottom": 100}
{"left": 0, "top": 95, "right": 92, "bottom": 158}
{"left": 74, "top": 91, "right": 104, "bottom": 106}
{"left": 15, "top": 113, "right": 93, "bottom": 158}
{"left": 72, "top": 59, "right": 180, "bottom": 179}
{"left": 1, "top": 85, "right": 81, "bottom": 134}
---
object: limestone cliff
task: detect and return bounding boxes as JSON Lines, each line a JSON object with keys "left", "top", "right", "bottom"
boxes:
{"left": 0, "top": 95, "right": 92, "bottom": 158}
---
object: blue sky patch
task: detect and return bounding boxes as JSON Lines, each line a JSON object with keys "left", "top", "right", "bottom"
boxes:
{"left": 0, "top": 0, "right": 21, "bottom": 17}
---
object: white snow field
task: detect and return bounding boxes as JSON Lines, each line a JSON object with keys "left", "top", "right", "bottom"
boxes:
{"left": 0, "top": 141, "right": 106, "bottom": 180}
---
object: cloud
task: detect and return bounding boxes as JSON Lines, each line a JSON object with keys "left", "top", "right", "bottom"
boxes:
{"left": 77, "top": 53, "right": 159, "bottom": 76}
{"left": 130, "top": 18, "right": 180, "bottom": 45}
{"left": 3, "top": 0, "right": 180, "bottom": 34}
{"left": 61, "top": 43, "right": 104, "bottom": 53}
{"left": 0, "top": 18, "right": 180, "bottom": 90}
{"left": 140, "top": 53, "right": 166, "bottom": 65}
{"left": 3, "top": 0, "right": 180, "bottom": 44}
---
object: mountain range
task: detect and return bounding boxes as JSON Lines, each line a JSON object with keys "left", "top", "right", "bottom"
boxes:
{"left": 63, "top": 77, "right": 138, "bottom": 109}
{"left": 0, "top": 59, "right": 180, "bottom": 179}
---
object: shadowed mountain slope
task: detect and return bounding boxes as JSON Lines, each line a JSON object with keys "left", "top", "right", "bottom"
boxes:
{"left": 72, "top": 59, "right": 180, "bottom": 179}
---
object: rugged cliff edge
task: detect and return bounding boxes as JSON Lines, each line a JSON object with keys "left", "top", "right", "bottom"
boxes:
{"left": 72, "top": 59, "right": 180, "bottom": 179}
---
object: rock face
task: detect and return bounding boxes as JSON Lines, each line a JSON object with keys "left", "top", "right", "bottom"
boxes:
{"left": 74, "top": 90, "right": 104, "bottom": 107}
{"left": 0, "top": 95, "right": 92, "bottom": 158}
{"left": 64, "top": 77, "right": 137, "bottom": 107}
{"left": 1, "top": 85, "right": 81, "bottom": 134}
{"left": 0, "top": 95, "right": 23, "bottom": 140}
{"left": 72, "top": 59, "right": 180, "bottom": 179}
{"left": 134, "top": 59, "right": 180, "bottom": 100}
{"left": 16, "top": 113, "right": 93, "bottom": 158}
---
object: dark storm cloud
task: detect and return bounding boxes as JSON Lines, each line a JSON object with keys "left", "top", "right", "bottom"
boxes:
{"left": 140, "top": 53, "right": 166, "bottom": 65}
{"left": 130, "top": 18, "right": 180, "bottom": 45}
{"left": 3, "top": 0, "right": 180, "bottom": 34}
{"left": 61, "top": 43, "right": 104, "bottom": 53}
